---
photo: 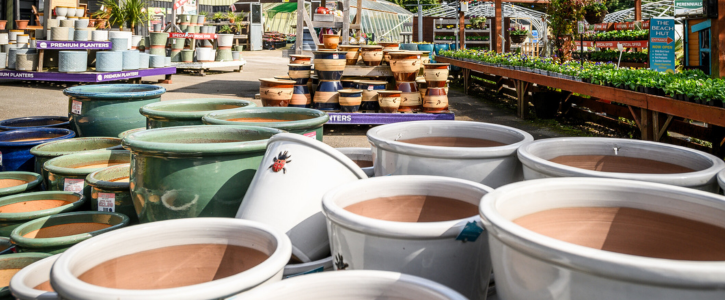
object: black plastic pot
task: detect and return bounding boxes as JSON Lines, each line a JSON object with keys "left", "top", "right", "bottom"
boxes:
{"left": 532, "top": 91, "right": 563, "bottom": 119}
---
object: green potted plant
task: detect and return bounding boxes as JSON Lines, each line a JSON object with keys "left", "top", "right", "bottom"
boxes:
{"left": 509, "top": 26, "right": 528, "bottom": 43}
{"left": 123, "top": 0, "right": 148, "bottom": 34}
{"left": 213, "top": 12, "right": 224, "bottom": 23}
{"left": 94, "top": 0, "right": 125, "bottom": 30}
{"left": 219, "top": 25, "right": 233, "bottom": 33}
{"left": 227, "top": 11, "right": 236, "bottom": 23}
{"left": 470, "top": 15, "right": 486, "bottom": 29}
{"left": 583, "top": 0, "right": 608, "bottom": 24}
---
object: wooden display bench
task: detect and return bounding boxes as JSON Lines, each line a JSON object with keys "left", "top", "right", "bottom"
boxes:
{"left": 171, "top": 59, "right": 246, "bottom": 76}
{"left": 341, "top": 64, "right": 393, "bottom": 77}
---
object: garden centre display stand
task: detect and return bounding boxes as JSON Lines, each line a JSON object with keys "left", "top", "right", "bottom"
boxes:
{"left": 33, "top": 40, "right": 112, "bottom": 72}
{"left": 342, "top": 65, "right": 393, "bottom": 77}
{"left": 171, "top": 60, "right": 246, "bottom": 76}
{"left": 0, "top": 68, "right": 177, "bottom": 83}
{"left": 326, "top": 112, "right": 454, "bottom": 125}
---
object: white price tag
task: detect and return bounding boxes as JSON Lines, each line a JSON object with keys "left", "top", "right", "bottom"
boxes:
{"left": 291, "top": 57, "right": 296, "bottom": 61}
{"left": 63, "top": 178, "right": 84, "bottom": 193}
{"left": 333, "top": 54, "right": 339, "bottom": 59}
{"left": 367, "top": 85, "right": 373, "bottom": 91}
{"left": 98, "top": 193, "right": 115, "bottom": 212}
{"left": 71, "top": 100, "right": 82, "bottom": 114}
{"left": 172, "top": 39, "right": 176, "bottom": 44}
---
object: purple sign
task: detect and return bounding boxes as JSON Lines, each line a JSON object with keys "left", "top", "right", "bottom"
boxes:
{"left": 326, "top": 112, "right": 455, "bottom": 125}
{"left": 0, "top": 67, "right": 176, "bottom": 82}
{"left": 36, "top": 40, "right": 112, "bottom": 50}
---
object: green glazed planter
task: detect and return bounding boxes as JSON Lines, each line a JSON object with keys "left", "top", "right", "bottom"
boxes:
{"left": 43, "top": 150, "right": 131, "bottom": 209}
{"left": 202, "top": 107, "right": 329, "bottom": 141}
{"left": 140, "top": 98, "right": 257, "bottom": 129}
{"left": 122, "top": 125, "right": 285, "bottom": 223}
{"left": 63, "top": 84, "right": 166, "bottom": 137}
{"left": 0, "top": 191, "right": 84, "bottom": 237}
{"left": 29, "top": 137, "right": 123, "bottom": 184}
{"left": 10, "top": 211, "right": 129, "bottom": 254}
{"left": 118, "top": 127, "right": 146, "bottom": 139}
{"left": 86, "top": 164, "right": 138, "bottom": 224}
{"left": 0, "top": 253, "right": 52, "bottom": 299}
{"left": 0, "top": 172, "right": 42, "bottom": 197}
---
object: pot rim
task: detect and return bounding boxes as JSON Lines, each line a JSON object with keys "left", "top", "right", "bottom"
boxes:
{"left": 63, "top": 84, "right": 166, "bottom": 100}
{"left": 358, "top": 80, "right": 388, "bottom": 85}
{"left": 43, "top": 150, "right": 129, "bottom": 176}
{"left": 269, "top": 133, "right": 367, "bottom": 179}
{"left": 234, "top": 270, "right": 467, "bottom": 300}
{"left": 480, "top": 177, "right": 725, "bottom": 288}
{"left": 377, "top": 90, "right": 402, "bottom": 94}
{"left": 338, "top": 89, "right": 363, "bottom": 94}
{"left": 718, "top": 169, "right": 725, "bottom": 190}
{"left": 29, "top": 137, "right": 122, "bottom": 158}
{"left": 283, "top": 256, "right": 333, "bottom": 275}
{"left": 139, "top": 98, "right": 256, "bottom": 121}
{"left": 202, "top": 107, "right": 329, "bottom": 131}
{"left": 85, "top": 163, "right": 130, "bottom": 191}
{"left": 0, "top": 252, "right": 52, "bottom": 296}
{"left": 517, "top": 137, "right": 725, "bottom": 186}
{"left": 337, "top": 45, "right": 361, "bottom": 49}
{"left": 360, "top": 45, "right": 383, "bottom": 49}
{"left": 322, "top": 175, "right": 492, "bottom": 239}
{"left": 423, "top": 63, "right": 450, "bottom": 66}
{"left": 259, "top": 77, "right": 295, "bottom": 85}
{"left": 0, "top": 128, "right": 76, "bottom": 147}
{"left": 287, "top": 63, "right": 312, "bottom": 68}
{"left": 10, "top": 211, "right": 129, "bottom": 248}
{"left": 0, "top": 171, "right": 42, "bottom": 197}
{"left": 0, "top": 116, "right": 69, "bottom": 130}
{"left": 117, "top": 128, "right": 145, "bottom": 139}
{"left": 50, "top": 218, "right": 292, "bottom": 300}
{"left": 122, "top": 125, "right": 284, "bottom": 156}
{"left": 0, "top": 191, "right": 85, "bottom": 222}
{"left": 289, "top": 54, "right": 312, "bottom": 58}
{"left": 367, "top": 120, "right": 533, "bottom": 159}
{"left": 9, "top": 254, "right": 60, "bottom": 299}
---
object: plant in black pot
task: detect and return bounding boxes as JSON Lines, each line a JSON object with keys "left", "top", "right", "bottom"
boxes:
{"left": 213, "top": 12, "right": 224, "bottom": 23}
{"left": 583, "top": 0, "right": 607, "bottom": 25}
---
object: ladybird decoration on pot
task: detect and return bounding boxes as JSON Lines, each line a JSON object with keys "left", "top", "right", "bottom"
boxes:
{"left": 269, "top": 151, "right": 292, "bottom": 174}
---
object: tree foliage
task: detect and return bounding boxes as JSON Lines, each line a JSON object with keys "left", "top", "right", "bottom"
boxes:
{"left": 391, "top": 0, "right": 439, "bottom": 13}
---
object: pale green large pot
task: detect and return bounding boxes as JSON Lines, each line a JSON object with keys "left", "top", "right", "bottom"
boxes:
{"left": 139, "top": 98, "right": 257, "bottom": 129}
{"left": 0, "top": 191, "right": 84, "bottom": 237}
{"left": 0, "top": 172, "right": 42, "bottom": 197}
{"left": 86, "top": 164, "right": 138, "bottom": 224}
{"left": 202, "top": 107, "right": 328, "bottom": 141}
{"left": 0, "top": 253, "right": 52, "bottom": 299}
{"left": 29, "top": 137, "right": 122, "bottom": 186}
{"left": 122, "top": 125, "right": 285, "bottom": 223}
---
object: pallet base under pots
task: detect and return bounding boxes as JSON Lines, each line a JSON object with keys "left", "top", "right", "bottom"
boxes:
{"left": 326, "top": 111, "right": 454, "bottom": 125}
{"left": 0, "top": 67, "right": 176, "bottom": 83}
{"left": 171, "top": 59, "right": 246, "bottom": 76}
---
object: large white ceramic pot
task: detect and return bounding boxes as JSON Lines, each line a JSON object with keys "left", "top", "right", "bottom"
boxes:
{"left": 9, "top": 254, "right": 59, "bottom": 300}
{"left": 283, "top": 256, "right": 333, "bottom": 278}
{"left": 517, "top": 137, "right": 725, "bottom": 192}
{"left": 367, "top": 121, "right": 534, "bottom": 188}
{"left": 336, "top": 147, "right": 374, "bottom": 177}
{"left": 195, "top": 47, "right": 215, "bottom": 62}
{"left": 480, "top": 177, "right": 725, "bottom": 300}
{"left": 236, "top": 133, "right": 367, "bottom": 263}
{"left": 718, "top": 169, "right": 725, "bottom": 194}
{"left": 234, "top": 270, "right": 467, "bottom": 300}
{"left": 50, "top": 218, "right": 291, "bottom": 300}
{"left": 322, "top": 175, "right": 493, "bottom": 299}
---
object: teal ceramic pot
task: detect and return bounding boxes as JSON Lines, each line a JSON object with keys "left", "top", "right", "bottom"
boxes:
{"left": 0, "top": 191, "right": 84, "bottom": 237}
{"left": 0, "top": 253, "right": 52, "bottom": 299}
{"left": 139, "top": 98, "right": 257, "bottom": 129}
{"left": 117, "top": 128, "right": 146, "bottom": 139}
{"left": 122, "top": 125, "right": 285, "bottom": 223}
{"left": 400, "top": 43, "right": 418, "bottom": 51}
{"left": 63, "top": 84, "right": 166, "bottom": 137}
{"left": 43, "top": 150, "right": 131, "bottom": 210}
{"left": 29, "top": 137, "right": 123, "bottom": 185}
{"left": 417, "top": 44, "right": 434, "bottom": 62}
{"left": 86, "top": 164, "right": 137, "bottom": 224}
{"left": 10, "top": 211, "right": 129, "bottom": 254}
{"left": 202, "top": 107, "right": 328, "bottom": 141}
{"left": 0, "top": 172, "right": 42, "bottom": 197}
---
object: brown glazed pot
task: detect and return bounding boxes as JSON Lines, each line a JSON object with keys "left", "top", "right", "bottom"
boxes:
{"left": 424, "top": 87, "right": 448, "bottom": 113}
{"left": 395, "top": 81, "right": 422, "bottom": 112}
{"left": 338, "top": 45, "right": 361, "bottom": 65}
{"left": 389, "top": 51, "right": 422, "bottom": 82}
{"left": 424, "top": 63, "right": 450, "bottom": 82}
{"left": 377, "top": 90, "right": 402, "bottom": 113}
{"left": 379, "top": 42, "right": 400, "bottom": 51}
{"left": 289, "top": 55, "right": 312, "bottom": 65}
{"left": 322, "top": 34, "right": 340, "bottom": 50}
{"left": 360, "top": 46, "right": 383, "bottom": 66}
{"left": 259, "top": 78, "right": 295, "bottom": 107}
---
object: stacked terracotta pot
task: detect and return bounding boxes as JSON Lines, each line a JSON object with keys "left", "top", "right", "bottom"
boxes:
{"left": 422, "top": 63, "right": 450, "bottom": 113}
{"left": 312, "top": 51, "right": 346, "bottom": 111}
{"left": 389, "top": 51, "right": 423, "bottom": 112}
{"left": 288, "top": 64, "right": 312, "bottom": 108}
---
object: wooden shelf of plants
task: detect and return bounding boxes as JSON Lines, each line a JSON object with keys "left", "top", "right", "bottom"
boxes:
{"left": 204, "top": 11, "right": 248, "bottom": 50}
{"left": 433, "top": 18, "right": 491, "bottom": 51}
{"left": 574, "top": 19, "right": 650, "bottom": 68}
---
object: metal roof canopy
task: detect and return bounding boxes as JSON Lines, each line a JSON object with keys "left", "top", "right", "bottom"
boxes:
{"left": 604, "top": 0, "right": 683, "bottom": 23}
{"left": 422, "top": 2, "right": 548, "bottom": 40}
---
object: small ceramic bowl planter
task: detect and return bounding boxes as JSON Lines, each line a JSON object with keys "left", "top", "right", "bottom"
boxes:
{"left": 338, "top": 89, "right": 363, "bottom": 113}
{"left": 140, "top": 98, "right": 256, "bottom": 129}
{"left": 50, "top": 218, "right": 291, "bottom": 300}
{"left": 376, "top": 90, "right": 402, "bottom": 113}
{"left": 517, "top": 137, "right": 725, "bottom": 192}
{"left": 367, "top": 121, "right": 534, "bottom": 188}
{"left": 0, "top": 171, "right": 42, "bottom": 197}
{"left": 236, "top": 133, "right": 367, "bottom": 263}
{"left": 358, "top": 80, "right": 387, "bottom": 111}
{"left": 9, "top": 254, "right": 60, "bottom": 300}
{"left": 336, "top": 147, "right": 374, "bottom": 177}
{"left": 0, "top": 128, "right": 76, "bottom": 172}
{"left": 379, "top": 42, "right": 400, "bottom": 51}
{"left": 63, "top": 84, "right": 166, "bottom": 137}
{"left": 235, "top": 270, "right": 467, "bottom": 300}
{"left": 11, "top": 211, "right": 128, "bottom": 254}
{"left": 0, "top": 191, "right": 84, "bottom": 237}
{"left": 322, "top": 34, "right": 340, "bottom": 50}
{"left": 86, "top": 164, "right": 137, "bottom": 224}
{"left": 0, "top": 116, "right": 70, "bottom": 131}
{"left": 322, "top": 175, "right": 493, "bottom": 299}
{"left": 259, "top": 78, "right": 295, "bottom": 107}
{"left": 423, "top": 63, "right": 450, "bottom": 82}
{"left": 360, "top": 46, "right": 383, "bottom": 66}
{"left": 30, "top": 137, "right": 122, "bottom": 183}
{"left": 202, "top": 107, "right": 328, "bottom": 141}
{"left": 283, "top": 256, "right": 333, "bottom": 278}
{"left": 337, "top": 45, "right": 360, "bottom": 65}
{"left": 289, "top": 54, "right": 312, "bottom": 65}
{"left": 0, "top": 253, "right": 52, "bottom": 299}
{"left": 481, "top": 178, "right": 725, "bottom": 300}
{"left": 123, "top": 126, "right": 284, "bottom": 222}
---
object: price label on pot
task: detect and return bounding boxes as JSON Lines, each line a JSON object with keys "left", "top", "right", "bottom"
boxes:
{"left": 456, "top": 221, "right": 484, "bottom": 242}
{"left": 98, "top": 193, "right": 115, "bottom": 212}
{"left": 367, "top": 85, "right": 373, "bottom": 90}
{"left": 303, "top": 131, "right": 317, "bottom": 139}
{"left": 71, "top": 100, "right": 82, "bottom": 114}
{"left": 63, "top": 178, "right": 84, "bottom": 193}
{"left": 0, "top": 151, "right": 3, "bottom": 166}
{"left": 333, "top": 54, "right": 339, "bottom": 59}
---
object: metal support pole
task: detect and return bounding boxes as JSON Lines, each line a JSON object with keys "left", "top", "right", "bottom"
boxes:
{"left": 418, "top": 3, "right": 423, "bottom": 42}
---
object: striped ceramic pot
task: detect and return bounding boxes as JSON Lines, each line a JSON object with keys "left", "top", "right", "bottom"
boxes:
{"left": 417, "top": 77, "right": 427, "bottom": 98}
{"left": 419, "top": 51, "right": 431, "bottom": 75}
{"left": 337, "top": 45, "right": 360, "bottom": 65}
{"left": 427, "top": 80, "right": 449, "bottom": 94}
{"left": 358, "top": 80, "right": 387, "bottom": 111}
{"left": 288, "top": 64, "right": 312, "bottom": 85}
{"left": 424, "top": 63, "right": 450, "bottom": 82}
{"left": 290, "top": 85, "right": 312, "bottom": 108}
{"left": 313, "top": 51, "right": 346, "bottom": 81}
{"left": 390, "top": 51, "right": 422, "bottom": 82}
{"left": 396, "top": 81, "right": 422, "bottom": 112}
{"left": 424, "top": 87, "right": 448, "bottom": 113}
{"left": 322, "top": 34, "right": 340, "bottom": 50}
{"left": 379, "top": 42, "right": 400, "bottom": 51}
{"left": 260, "top": 78, "right": 295, "bottom": 107}
{"left": 339, "top": 89, "right": 363, "bottom": 113}
{"left": 341, "top": 79, "right": 360, "bottom": 89}
{"left": 360, "top": 46, "right": 383, "bottom": 66}
{"left": 289, "top": 54, "right": 311, "bottom": 65}
{"left": 377, "top": 90, "right": 402, "bottom": 113}
{"left": 313, "top": 80, "right": 343, "bottom": 111}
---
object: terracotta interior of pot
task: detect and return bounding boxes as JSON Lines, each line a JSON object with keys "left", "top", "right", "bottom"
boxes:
{"left": 549, "top": 155, "right": 695, "bottom": 174}
{"left": 376, "top": 123, "right": 524, "bottom": 147}
{"left": 151, "top": 103, "right": 248, "bottom": 112}
{"left": 398, "top": 137, "right": 507, "bottom": 148}
{"left": 0, "top": 199, "right": 73, "bottom": 213}
{"left": 91, "top": 164, "right": 131, "bottom": 183}
{"left": 77, "top": 244, "right": 270, "bottom": 290}
{"left": 223, "top": 112, "right": 317, "bottom": 123}
{"left": 0, "top": 179, "right": 28, "bottom": 189}
{"left": 34, "top": 281, "right": 54, "bottom": 292}
{"left": 70, "top": 161, "right": 128, "bottom": 170}
{"left": 345, "top": 195, "right": 478, "bottom": 222}
{"left": 23, "top": 222, "right": 112, "bottom": 238}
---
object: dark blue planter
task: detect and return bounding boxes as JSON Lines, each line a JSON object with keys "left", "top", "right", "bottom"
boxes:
{"left": 358, "top": 81, "right": 387, "bottom": 111}
{"left": 0, "top": 128, "right": 76, "bottom": 172}
{"left": 288, "top": 64, "right": 312, "bottom": 85}
{"left": 0, "top": 116, "right": 70, "bottom": 131}
{"left": 314, "top": 81, "right": 343, "bottom": 111}
{"left": 341, "top": 79, "right": 360, "bottom": 89}
{"left": 290, "top": 85, "right": 312, "bottom": 108}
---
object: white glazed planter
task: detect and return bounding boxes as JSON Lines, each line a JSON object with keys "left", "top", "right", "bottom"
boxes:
{"left": 517, "top": 137, "right": 725, "bottom": 192}
{"left": 217, "top": 34, "right": 234, "bottom": 47}
{"left": 236, "top": 133, "right": 367, "bottom": 263}
{"left": 9, "top": 254, "right": 60, "bottom": 300}
{"left": 50, "top": 218, "right": 291, "bottom": 300}
{"left": 336, "top": 147, "right": 374, "bottom": 177}
{"left": 367, "top": 120, "right": 534, "bottom": 188}
{"left": 234, "top": 270, "right": 467, "bottom": 300}
{"left": 91, "top": 30, "right": 108, "bottom": 42}
{"left": 322, "top": 175, "right": 493, "bottom": 299}
{"left": 719, "top": 169, "right": 725, "bottom": 194}
{"left": 195, "top": 47, "right": 215, "bottom": 62}
{"left": 480, "top": 177, "right": 725, "bottom": 300}
{"left": 282, "top": 256, "right": 333, "bottom": 278}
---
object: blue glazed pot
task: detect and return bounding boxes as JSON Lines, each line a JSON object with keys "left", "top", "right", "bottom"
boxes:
{"left": 417, "top": 43, "right": 434, "bottom": 55}
{"left": 288, "top": 64, "right": 312, "bottom": 85}
{"left": 96, "top": 51, "right": 123, "bottom": 72}
{"left": 121, "top": 50, "right": 140, "bottom": 70}
{"left": 110, "top": 38, "right": 127, "bottom": 51}
{"left": 138, "top": 53, "right": 150, "bottom": 69}
{"left": 434, "top": 43, "right": 449, "bottom": 55}
{"left": 341, "top": 79, "right": 360, "bottom": 89}
{"left": 0, "top": 128, "right": 75, "bottom": 172}
{"left": 63, "top": 84, "right": 166, "bottom": 137}
{"left": 400, "top": 43, "right": 418, "bottom": 51}
{"left": 0, "top": 116, "right": 70, "bottom": 131}
{"left": 312, "top": 51, "right": 346, "bottom": 81}
{"left": 339, "top": 89, "right": 363, "bottom": 113}
{"left": 314, "top": 80, "right": 343, "bottom": 111}
{"left": 358, "top": 80, "right": 387, "bottom": 111}
{"left": 290, "top": 85, "right": 311, "bottom": 108}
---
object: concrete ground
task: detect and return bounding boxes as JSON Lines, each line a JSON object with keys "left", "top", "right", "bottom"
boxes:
{"left": 0, "top": 50, "right": 564, "bottom": 147}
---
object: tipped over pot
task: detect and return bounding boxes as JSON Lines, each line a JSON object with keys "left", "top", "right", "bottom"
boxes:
{"left": 202, "top": 107, "right": 328, "bottom": 141}
{"left": 0, "top": 191, "right": 85, "bottom": 237}
{"left": 140, "top": 98, "right": 256, "bottom": 129}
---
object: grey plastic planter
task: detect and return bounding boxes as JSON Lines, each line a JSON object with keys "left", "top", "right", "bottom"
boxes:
{"left": 140, "top": 98, "right": 256, "bottom": 128}
{"left": 367, "top": 121, "right": 534, "bottom": 188}
{"left": 517, "top": 137, "right": 725, "bottom": 192}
